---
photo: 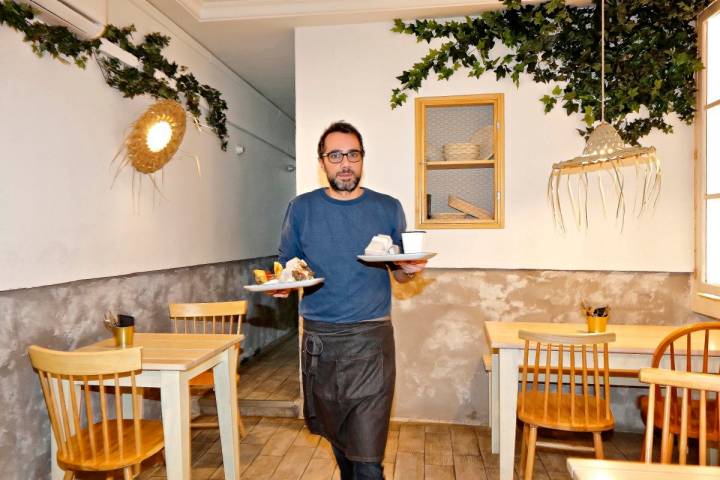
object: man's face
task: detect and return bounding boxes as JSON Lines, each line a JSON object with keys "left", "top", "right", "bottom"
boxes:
{"left": 319, "top": 132, "right": 363, "bottom": 193}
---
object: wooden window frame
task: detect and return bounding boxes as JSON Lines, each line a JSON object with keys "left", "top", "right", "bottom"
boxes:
{"left": 693, "top": 1, "right": 720, "bottom": 318}
{"left": 415, "top": 94, "right": 505, "bottom": 229}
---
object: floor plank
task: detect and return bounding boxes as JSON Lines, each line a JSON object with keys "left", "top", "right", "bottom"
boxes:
{"left": 399, "top": 424, "right": 426, "bottom": 454}
{"left": 271, "top": 445, "right": 315, "bottom": 479}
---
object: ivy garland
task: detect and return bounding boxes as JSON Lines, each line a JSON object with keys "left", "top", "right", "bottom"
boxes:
{"left": 0, "top": 0, "right": 229, "bottom": 150}
{"left": 391, "top": 0, "right": 710, "bottom": 144}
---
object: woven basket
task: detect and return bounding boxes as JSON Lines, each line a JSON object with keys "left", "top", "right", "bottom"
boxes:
{"left": 443, "top": 143, "right": 481, "bottom": 161}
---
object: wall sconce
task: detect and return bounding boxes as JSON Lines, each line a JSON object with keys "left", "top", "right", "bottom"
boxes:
{"left": 126, "top": 100, "right": 187, "bottom": 174}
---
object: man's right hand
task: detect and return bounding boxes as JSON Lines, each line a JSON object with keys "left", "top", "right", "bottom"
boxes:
{"left": 266, "top": 289, "right": 291, "bottom": 298}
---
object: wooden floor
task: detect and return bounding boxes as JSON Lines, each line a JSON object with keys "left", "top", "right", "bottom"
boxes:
{"left": 199, "top": 333, "right": 302, "bottom": 418}
{"left": 237, "top": 334, "right": 300, "bottom": 402}
{"left": 137, "top": 335, "right": 649, "bottom": 479}
{"left": 126, "top": 418, "right": 644, "bottom": 480}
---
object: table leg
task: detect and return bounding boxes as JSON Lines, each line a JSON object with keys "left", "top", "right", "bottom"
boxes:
{"left": 498, "top": 348, "right": 521, "bottom": 480}
{"left": 491, "top": 351, "right": 500, "bottom": 453}
{"left": 214, "top": 347, "right": 241, "bottom": 479}
{"left": 160, "top": 371, "right": 191, "bottom": 480}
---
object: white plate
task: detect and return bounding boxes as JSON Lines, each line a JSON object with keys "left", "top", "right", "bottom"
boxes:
{"left": 244, "top": 277, "right": 324, "bottom": 292}
{"left": 357, "top": 252, "right": 437, "bottom": 262}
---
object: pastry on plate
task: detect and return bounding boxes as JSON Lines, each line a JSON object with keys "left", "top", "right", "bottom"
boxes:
{"left": 364, "top": 234, "right": 400, "bottom": 256}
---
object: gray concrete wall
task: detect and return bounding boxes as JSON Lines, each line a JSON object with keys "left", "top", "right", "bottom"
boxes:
{"left": 0, "top": 256, "right": 296, "bottom": 479}
{"left": 391, "top": 269, "right": 706, "bottom": 432}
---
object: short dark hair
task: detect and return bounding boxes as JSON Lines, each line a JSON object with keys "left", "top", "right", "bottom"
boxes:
{"left": 317, "top": 121, "right": 365, "bottom": 159}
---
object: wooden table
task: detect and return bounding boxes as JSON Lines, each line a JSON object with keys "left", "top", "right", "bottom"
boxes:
{"left": 50, "top": 333, "right": 243, "bottom": 480}
{"left": 484, "top": 321, "right": 720, "bottom": 480}
{"left": 567, "top": 458, "right": 720, "bottom": 479}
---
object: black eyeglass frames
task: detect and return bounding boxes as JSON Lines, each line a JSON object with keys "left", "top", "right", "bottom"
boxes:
{"left": 321, "top": 149, "right": 364, "bottom": 163}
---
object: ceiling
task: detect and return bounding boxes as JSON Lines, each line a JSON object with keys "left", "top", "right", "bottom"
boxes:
{"left": 146, "top": 0, "right": 537, "bottom": 120}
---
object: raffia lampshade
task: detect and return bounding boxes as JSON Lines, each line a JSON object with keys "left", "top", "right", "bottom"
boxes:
{"left": 547, "top": 122, "right": 660, "bottom": 231}
{"left": 127, "top": 100, "right": 187, "bottom": 174}
{"left": 552, "top": 122, "right": 656, "bottom": 171}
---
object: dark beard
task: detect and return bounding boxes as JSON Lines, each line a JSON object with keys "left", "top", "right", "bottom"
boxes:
{"left": 328, "top": 170, "right": 360, "bottom": 192}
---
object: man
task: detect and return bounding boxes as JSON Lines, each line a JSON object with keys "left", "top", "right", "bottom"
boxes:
{"left": 277, "top": 121, "right": 426, "bottom": 479}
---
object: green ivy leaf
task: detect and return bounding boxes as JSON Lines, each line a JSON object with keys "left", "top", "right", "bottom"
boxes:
{"left": 541, "top": 95, "right": 557, "bottom": 112}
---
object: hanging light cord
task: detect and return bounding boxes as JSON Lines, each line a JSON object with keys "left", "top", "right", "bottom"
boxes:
{"left": 601, "top": 0, "right": 605, "bottom": 123}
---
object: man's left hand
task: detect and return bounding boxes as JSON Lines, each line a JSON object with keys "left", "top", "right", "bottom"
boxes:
{"left": 393, "top": 259, "right": 428, "bottom": 275}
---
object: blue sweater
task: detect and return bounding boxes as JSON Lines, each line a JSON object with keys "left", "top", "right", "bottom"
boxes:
{"left": 279, "top": 188, "right": 406, "bottom": 323}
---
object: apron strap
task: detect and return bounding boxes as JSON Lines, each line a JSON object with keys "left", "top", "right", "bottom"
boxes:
{"left": 303, "top": 333, "right": 324, "bottom": 418}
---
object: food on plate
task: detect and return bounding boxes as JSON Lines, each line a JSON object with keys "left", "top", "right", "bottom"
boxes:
{"left": 254, "top": 258, "right": 314, "bottom": 285}
{"left": 284, "top": 257, "right": 315, "bottom": 281}
{"left": 253, "top": 269, "right": 274, "bottom": 284}
{"left": 364, "top": 234, "right": 401, "bottom": 256}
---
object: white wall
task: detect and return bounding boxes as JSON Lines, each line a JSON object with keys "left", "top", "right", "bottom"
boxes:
{"left": 295, "top": 22, "right": 694, "bottom": 272}
{"left": 0, "top": 0, "right": 296, "bottom": 290}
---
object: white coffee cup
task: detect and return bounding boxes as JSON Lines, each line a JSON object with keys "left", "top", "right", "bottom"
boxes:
{"left": 401, "top": 231, "right": 426, "bottom": 254}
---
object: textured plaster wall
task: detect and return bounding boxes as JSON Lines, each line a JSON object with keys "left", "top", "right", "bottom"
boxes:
{"left": 391, "top": 269, "right": 703, "bottom": 431}
{"left": 0, "top": 258, "right": 296, "bottom": 479}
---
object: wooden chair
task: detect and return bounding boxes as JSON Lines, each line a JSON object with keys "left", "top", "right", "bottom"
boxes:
{"left": 169, "top": 300, "right": 247, "bottom": 435}
{"left": 517, "top": 330, "right": 616, "bottom": 480}
{"left": 639, "top": 322, "right": 720, "bottom": 462}
{"left": 639, "top": 367, "right": 720, "bottom": 465}
{"left": 28, "top": 345, "right": 164, "bottom": 480}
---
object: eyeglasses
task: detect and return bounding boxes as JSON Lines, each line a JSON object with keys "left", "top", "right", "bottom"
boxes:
{"left": 322, "top": 149, "right": 364, "bottom": 163}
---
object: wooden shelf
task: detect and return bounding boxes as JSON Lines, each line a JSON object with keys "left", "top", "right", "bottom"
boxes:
{"left": 425, "top": 217, "right": 495, "bottom": 223}
{"left": 426, "top": 160, "right": 495, "bottom": 169}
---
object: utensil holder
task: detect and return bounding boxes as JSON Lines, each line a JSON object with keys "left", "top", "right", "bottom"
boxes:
{"left": 113, "top": 326, "right": 135, "bottom": 347}
{"left": 587, "top": 315, "right": 608, "bottom": 333}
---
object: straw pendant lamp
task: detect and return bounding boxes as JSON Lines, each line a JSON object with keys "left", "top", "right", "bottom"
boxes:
{"left": 548, "top": 1, "right": 660, "bottom": 232}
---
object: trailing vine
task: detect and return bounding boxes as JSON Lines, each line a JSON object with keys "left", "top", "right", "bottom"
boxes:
{"left": 391, "top": 0, "right": 710, "bottom": 144}
{"left": 0, "top": 0, "right": 229, "bottom": 150}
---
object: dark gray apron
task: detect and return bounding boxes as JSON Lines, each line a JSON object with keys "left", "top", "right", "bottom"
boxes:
{"left": 302, "top": 318, "right": 395, "bottom": 463}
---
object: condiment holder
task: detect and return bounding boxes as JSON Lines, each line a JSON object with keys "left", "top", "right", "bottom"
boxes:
{"left": 105, "top": 312, "right": 135, "bottom": 347}
{"left": 582, "top": 302, "right": 609, "bottom": 333}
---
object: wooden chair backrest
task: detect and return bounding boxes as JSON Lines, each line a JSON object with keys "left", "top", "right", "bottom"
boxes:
{"left": 649, "top": 322, "right": 720, "bottom": 441}
{"left": 169, "top": 300, "right": 247, "bottom": 335}
{"left": 28, "top": 345, "right": 143, "bottom": 463}
{"left": 651, "top": 322, "right": 720, "bottom": 372}
{"left": 640, "top": 367, "right": 720, "bottom": 465}
{"left": 518, "top": 330, "right": 616, "bottom": 426}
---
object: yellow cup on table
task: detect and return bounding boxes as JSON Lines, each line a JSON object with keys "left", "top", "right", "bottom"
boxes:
{"left": 586, "top": 315, "right": 608, "bottom": 333}
{"left": 113, "top": 326, "right": 135, "bottom": 347}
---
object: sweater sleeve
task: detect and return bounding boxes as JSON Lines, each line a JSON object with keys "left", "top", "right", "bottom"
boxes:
{"left": 390, "top": 198, "right": 407, "bottom": 246}
{"left": 278, "top": 200, "right": 302, "bottom": 264}
{"left": 389, "top": 199, "right": 407, "bottom": 272}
